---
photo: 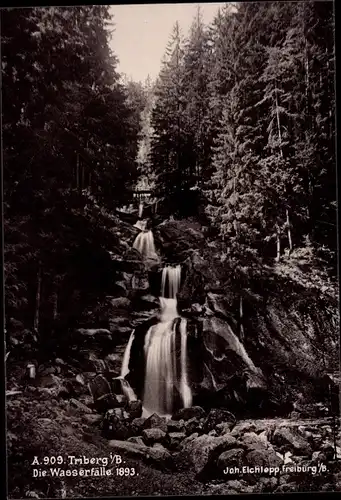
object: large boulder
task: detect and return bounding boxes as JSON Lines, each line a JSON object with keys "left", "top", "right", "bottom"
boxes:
{"left": 108, "top": 440, "right": 174, "bottom": 471}
{"left": 141, "top": 428, "right": 166, "bottom": 446}
{"left": 181, "top": 433, "right": 238, "bottom": 477}
{"left": 143, "top": 413, "right": 168, "bottom": 433}
{"left": 272, "top": 427, "right": 312, "bottom": 455}
{"left": 102, "top": 408, "right": 132, "bottom": 440}
{"left": 203, "top": 408, "right": 236, "bottom": 433}
{"left": 172, "top": 406, "right": 206, "bottom": 421}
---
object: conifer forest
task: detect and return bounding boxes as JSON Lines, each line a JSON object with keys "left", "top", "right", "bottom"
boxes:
{"left": 3, "top": 3, "right": 340, "bottom": 498}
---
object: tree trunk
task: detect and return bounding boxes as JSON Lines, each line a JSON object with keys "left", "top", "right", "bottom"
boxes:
{"left": 239, "top": 296, "right": 244, "bottom": 342}
{"left": 81, "top": 164, "right": 85, "bottom": 191}
{"left": 33, "top": 264, "right": 42, "bottom": 336}
{"left": 52, "top": 290, "right": 58, "bottom": 321}
{"left": 275, "top": 223, "right": 281, "bottom": 262}
{"left": 275, "top": 81, "right": 283, "bottom": 158}
{"left": 76, "top": 153, "right": 80, "bottom": 190}
{"left": 286, "top": 208, "right": 293, "bottom": 256}
{"left": 233, "top": 176, "right": 239, "bottom": 238}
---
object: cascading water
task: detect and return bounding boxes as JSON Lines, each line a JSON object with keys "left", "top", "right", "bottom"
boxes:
{"left": 142, "top": 265, "right": 192, "bottom": 417}
{"left": 134, "top": 220, "right": 147, "bottom": 231}
{"left": 138, "top": 201, "right": 144, "bottom": 219}
{"left": 120, "top": 332, "right": 135, "bottom": 378}
{"left": 118, "top": 332, "right": 138, "bottom": 402}
{"left": 133, "top": 229, "right": 156, "bottom": 259}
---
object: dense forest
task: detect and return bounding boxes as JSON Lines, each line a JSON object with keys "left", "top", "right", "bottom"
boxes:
{"left": 3, "top": 6, "right": 146, "bottom": 346}
{"left": 3, "top": 3, "right": 339, "bottom": 499}
{"left": 146, "top": 2, "right": 336, "bottom": 269}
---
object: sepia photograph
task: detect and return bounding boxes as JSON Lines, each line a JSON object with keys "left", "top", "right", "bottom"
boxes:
{"left": 2, "top": 1, "right": 340, "bottom": 498}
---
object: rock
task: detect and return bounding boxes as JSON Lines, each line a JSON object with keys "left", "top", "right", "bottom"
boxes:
{"left": 240, "top": 431, "right": 272, "bottom": 451}
{"left": 275, "top": 483, "right": 299, "bottom": 493}
{"left": 105, "top": 354, "right": 121, "bottom": 372}
{"left": 55, "top": 358, "right": 65, "bottom": 365}
{"left": 166, "top": 432, "right": 187, "bottom": 451}
{"left": 127, "top": 436, "right": 146, "bottom": 446}
{"left": 181, "top": 432, "right": 238, "bottom": 476}
{"left": 208, "top": 430, "right": 218, "bottom": 437}
{"left": 184, "top": 417, "right": 205, "bottom": 436}
{"left": 180, "top": 433, "right": 199, "bottom": 449}
{"left": 203, "top": 408, "right": 236, "bottom": 433}
{"left": 69, "top": 398, "right": 93, "bottom": 414}
{"left": 138, "top": 294, "right": 160, "bottom": 308}
{"left": 143, "top": 413, "right": 168, "bottom": 433}
{"left": 142, "top": 428, "right": 166, "bottom": 446}
{"left": 172, "top": 406, "right": 206, "bottom": 421}
{"left": 94, "top": 393, "right": 120, "bottom": 413}
{"left": 76, "top": 328, "right": 112, "bottom": 338}
{"left": 206, "top": 293, "right": 238, "bottom": 327}
{"left": 154, "top": 220, "right": 205, "bottom": 261}
{"left": 131, "top": 417, "right": 146, "bottom": 435}
{"left": 311, "top": 451, "right": 323, "bottom": 462}
{"left": 216, "top": 422, "right": 234, "bottom": 436}
{"left": 226, "top": 480, "right": 246, "bottom": 492}
{"left": 272, "top": 427, "right": 312, "bottom": 455}
{"left": 167, "top": 419, "right": 185, "bottom": 432}
{"left": 86, "top": 352, "right": 107, "bottom": 373}
{"left": 201, "top": 317, "right": 265, "bottom": 387}
{"left": 152, "top": 443, "right": 168, "bottom": 453}
{"left": 88, "top": 374, "right": 112, "bottom": 401}
{"left": 216, "top": 448, "right": 244, "bottom": 473}
{"left": 320, "top": 442, "right": 335, "bottom": 460}
{"left": 244, "top": 448, "right": 282, "bottom": 468}
{"left": 231, "top": 422, "right": 257, "bottom": 436}
{"left": 102, "top": 408, "right": 131, "bottom": 440}
{"left": 125, "top": 400, "right": 143, "bottom": 420}
{"left": 257, "top": 477, "right": 278, "bottom": 492}
{"left": 83, "top": 414, "right": 103, "bottom": 425}
{"left": 172, "top": 450, "right": 192, "bottom": 472}
{"left": 110, "top": 297, "right": 132, "bottom": 309}
{"left": 39, "top": 373, "right": 63, "bottom": 389}
{"left": 108, "top": 440, "right": 174, "bottom": 471}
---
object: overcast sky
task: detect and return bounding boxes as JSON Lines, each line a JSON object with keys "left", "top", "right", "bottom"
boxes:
{"left": 109, "top": 3, "right": 226, "bottom": 83}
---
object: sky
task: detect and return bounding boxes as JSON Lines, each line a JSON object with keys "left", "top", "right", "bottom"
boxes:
{"left": 109, "top": 3, "right": 226, "bottom": 84}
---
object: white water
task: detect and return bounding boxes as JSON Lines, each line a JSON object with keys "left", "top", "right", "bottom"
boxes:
{"left": 138, "top": 202, "right": 144, "bottom": 219}
{"left": 133, "top": 229, "right": 156, "bottom": 258}
{"left": 142, "top": 265, "right": 192, "bottom": 417}
{"left": 119, "top": 333, "right": 138, "bottom": 402}
{"left": 121, "top": 332, "right": 135, "bottom": 378}
{"left": 134, "top": 220, "right": 147, "bottom": 231}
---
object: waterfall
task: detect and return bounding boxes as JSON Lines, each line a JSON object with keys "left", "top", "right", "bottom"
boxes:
{"left": 119, "top": 232, "right": 192, "bottom": 417}
{"left": 133, "top": 230, "right": 156, "bottom": 259}
{"left": 134, "top": 219, "right": 147, "bottom": 231}
{"left": 120, "top": 332, "right": 135, "bottom": 378}
{"left": 118, "top": 333, "right": 138, "bottom": 402}
{"left": 142, "top": 265, "right": 192, "bottom": 417}
{"left": 138, "top": 201, "right": 144, "bottom": 219}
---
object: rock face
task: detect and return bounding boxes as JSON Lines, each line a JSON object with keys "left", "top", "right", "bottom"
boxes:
{"left": 150, "top": 219, "right": 338, "bottom": 416}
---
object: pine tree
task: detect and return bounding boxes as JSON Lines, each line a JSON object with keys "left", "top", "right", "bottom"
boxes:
{"left": 181, "top": 6, "right": 213, "bottom": 188}
{"left": 149, "top": 22, "right": 187, "bottom": 216}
